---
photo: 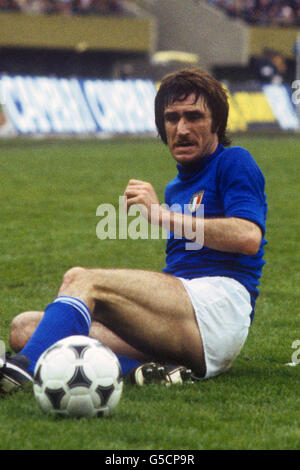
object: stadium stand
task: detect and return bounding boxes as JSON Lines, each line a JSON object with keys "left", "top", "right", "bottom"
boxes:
{"left": 207, "top": 0, "right": 300, "bottom": 26}
{"left": 0, "top": 0, "right": 125, "bottom": 16}
{"left": 0, "top": 0, "right": 299, "bottom": 137}
{"left": 0, "top": 0, "right": 154, "bottom": 77}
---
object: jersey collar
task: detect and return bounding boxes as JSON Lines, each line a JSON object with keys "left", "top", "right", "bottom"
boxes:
{"left": 176, "top": 144, "right": 224, "bottom": 180}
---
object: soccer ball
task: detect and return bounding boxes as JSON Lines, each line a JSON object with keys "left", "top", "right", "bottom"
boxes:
{"left": 33, "top": 336, "right": 123, "bottom": 418}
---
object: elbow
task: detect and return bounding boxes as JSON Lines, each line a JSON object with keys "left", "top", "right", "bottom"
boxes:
{"left": 236, "top": 220, "right": 263, "bottom": 256}
{"left": 240, "top": 235, "right": 262, "bottom": 256}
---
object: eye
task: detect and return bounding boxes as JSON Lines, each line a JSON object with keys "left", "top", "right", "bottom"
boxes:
{"left": 164, "top": 112, "right": 179, "bottom": 123}
{"left": 185, "top": 111, "right": 204, "bottom": 122}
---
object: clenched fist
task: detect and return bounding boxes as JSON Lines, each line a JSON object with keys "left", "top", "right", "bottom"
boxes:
{"left": 123, "top": 179, "right": 161, "bottom": 224}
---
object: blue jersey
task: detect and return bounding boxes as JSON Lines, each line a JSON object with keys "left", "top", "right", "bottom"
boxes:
{"left": 163, "top": 144, "right": 267, "bottom": 322}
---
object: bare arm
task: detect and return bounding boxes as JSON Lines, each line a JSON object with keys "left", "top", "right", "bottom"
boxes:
{"left": 124, "top": 179, "right": 262, "bottom": 256}
{"left": 160, "top": 208, "right": 262, "bottom": 256}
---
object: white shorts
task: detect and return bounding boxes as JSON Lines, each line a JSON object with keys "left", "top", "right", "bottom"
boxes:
{"left": 178, "top": 276, "right": 252, "bottom": 379}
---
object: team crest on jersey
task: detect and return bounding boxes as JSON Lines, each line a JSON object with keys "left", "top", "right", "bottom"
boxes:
{"left": 188, "top": 190, "right": 205, "bottom": 213}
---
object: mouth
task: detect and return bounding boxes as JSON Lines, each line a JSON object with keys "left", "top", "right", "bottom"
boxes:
{"left": 174, "top": 142, "right": 197, "bottom": 152}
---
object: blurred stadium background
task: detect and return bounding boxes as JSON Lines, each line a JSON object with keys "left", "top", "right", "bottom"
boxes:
{"left": 0, "top": 0, "right": 299, "bottom": 137}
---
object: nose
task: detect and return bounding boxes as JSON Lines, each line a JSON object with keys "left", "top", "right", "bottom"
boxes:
{"left": 177, "top": 117, "right": 190, "bottom": 135}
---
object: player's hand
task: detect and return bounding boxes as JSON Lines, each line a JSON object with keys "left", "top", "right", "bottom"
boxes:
{"left": 123, "top": 179, "right": 161, "bottom": 223}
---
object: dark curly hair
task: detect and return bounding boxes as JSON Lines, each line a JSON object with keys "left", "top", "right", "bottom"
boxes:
{"left": 155, "top": 67, "right": 231, "bottom": 147}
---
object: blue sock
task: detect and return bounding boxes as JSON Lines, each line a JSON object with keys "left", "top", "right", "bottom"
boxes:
{"left": 116, "top": 354, "right": 141, "bottom": 376}
{"left": 21, "top": 296, "right": 91, "bottom": 373}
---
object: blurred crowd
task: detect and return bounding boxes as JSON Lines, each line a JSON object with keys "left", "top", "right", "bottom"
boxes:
{"left": 254, "top": 47, "right": 288, "bottom": 83}
{"left": 207, "top": 0, "right": 300, "bottom": 26}
{"left": 0, "top": 0, "right": 124, "bottom": 15}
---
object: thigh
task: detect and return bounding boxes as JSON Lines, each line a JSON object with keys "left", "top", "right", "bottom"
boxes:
{"left": 59, "top": 268, "right": 205, "bottom": 375}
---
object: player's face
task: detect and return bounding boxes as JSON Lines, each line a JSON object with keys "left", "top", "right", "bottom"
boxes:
{"left": 164, "top": 93, "right": 219, "bottom": 166}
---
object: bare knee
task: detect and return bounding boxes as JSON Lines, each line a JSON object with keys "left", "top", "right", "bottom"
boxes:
{"left": 9, "top": 311, "right": 43, "bottom": 352}
{"left": 60, "top": 266, "right": 87, "bottom": 289}
{"left": 58, "top": 266, "right": 95, "bottom": 311}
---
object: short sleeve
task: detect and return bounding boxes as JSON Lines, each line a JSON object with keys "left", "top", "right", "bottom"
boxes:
{"left": 218, "top": 147, "right": 267, "bottom": 235}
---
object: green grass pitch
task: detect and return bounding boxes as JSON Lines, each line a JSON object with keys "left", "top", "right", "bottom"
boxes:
{"left": 0, "top": 134, "right": 300, "bottom": 450}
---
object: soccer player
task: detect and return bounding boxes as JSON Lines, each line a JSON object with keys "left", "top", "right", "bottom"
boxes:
{"left": 0, "top": 67, "right": 267, "bottom": 392}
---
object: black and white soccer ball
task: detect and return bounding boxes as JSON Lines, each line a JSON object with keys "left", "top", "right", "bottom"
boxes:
{"left": 33, "top": 336, "right": 123, "bottom": 418}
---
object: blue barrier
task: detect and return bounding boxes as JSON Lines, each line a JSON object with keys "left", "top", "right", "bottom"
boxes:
{"left": 0, "top": 75, "right": 298, "bottom": 136}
